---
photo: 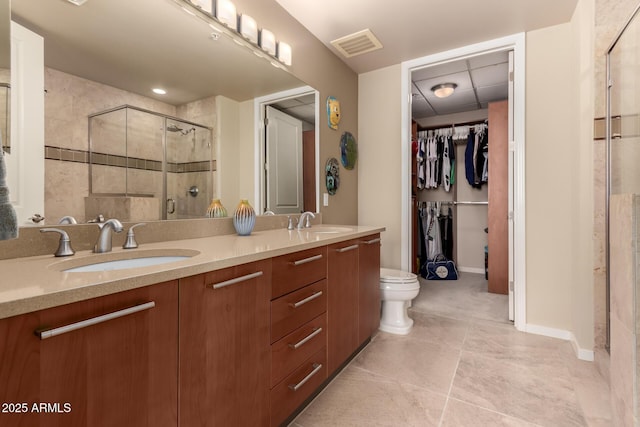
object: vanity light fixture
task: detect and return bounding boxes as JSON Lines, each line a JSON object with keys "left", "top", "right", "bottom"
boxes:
{"left": 64, "top": 0, "right": 89, "bottom": 5}
{"left": 215, "top": 0, "right": 237, "bottom": 29}
{"left": 152, "top": 88, "right": 167, "bottom": 95}
{"left": 260, "top": 29, "right": 276, "bottom": 56}
{"left": 238, "top": 14, "right": 258, "bottom": 44}
{"left": 431, "top": 83, "right": 457, "bottom": 98}
{"left": 277, "top": 41, "right": 292, "bottom": 66}
{"left": 189, "top": 0, "right": 212, "bottom": 14}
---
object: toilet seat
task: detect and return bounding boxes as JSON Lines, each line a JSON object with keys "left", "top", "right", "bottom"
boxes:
{"left": 380, "top": 268, "right": 418, "bottom": 283}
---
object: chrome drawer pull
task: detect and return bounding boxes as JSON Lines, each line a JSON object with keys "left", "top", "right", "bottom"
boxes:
{"left": 363, "top": 238, "right": 381, "bottom": 245}
{"left": 211, "top": 271, "right": 263, "bottom": 289}
{"left": 291, "top": 254, "right": 323, "bottom": 266}
{"left": 36, "top": 301, "right": 156, "bottom": 340}
{"left": 288, "top": 363, "right": 322, "bottom": 391}
{"left": 289, "top": 291, "right": 323, "bottom": 308}
{"left": 336, "top": 244, "right": 358, "bottom": 253}
{"left": 288, "top": 327, "right": 323, "bottom": 350}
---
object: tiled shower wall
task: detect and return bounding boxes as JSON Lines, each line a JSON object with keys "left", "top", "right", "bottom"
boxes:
{"left": 43, "top": 67, "right": 217, "bottom": 223}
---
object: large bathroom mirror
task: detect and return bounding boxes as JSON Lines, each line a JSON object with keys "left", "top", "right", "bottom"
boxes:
{"left": 9, "top": 0, "right": 315, "bottom": 224}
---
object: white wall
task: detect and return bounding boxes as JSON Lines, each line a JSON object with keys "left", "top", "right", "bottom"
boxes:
{"left": 359, "top": 9, "right": 595, "bottom": 355}
{"left": 358, "top": 65, "right": 402, "bottom": 269}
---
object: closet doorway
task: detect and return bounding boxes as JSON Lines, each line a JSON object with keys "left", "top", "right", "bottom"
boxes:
{"left": 400, "top": 34, "right": 526, "bottom": 330}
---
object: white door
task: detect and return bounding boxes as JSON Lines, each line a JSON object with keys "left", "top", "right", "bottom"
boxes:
{"left": 507, "top": 50, "right": 515, "bottom": 321}
{"left": 6, "top": 22, "right": 44, "bottom": 225}
{"left": 265, "top": 106, "right": 303, "bottom": 214}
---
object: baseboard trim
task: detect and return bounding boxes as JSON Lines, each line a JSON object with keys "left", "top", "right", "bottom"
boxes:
{"left": 525, "top": 323, "right": 594, "bottom": 361}
{"left": 457, "top": 266, "right": 485, "bottom": 275}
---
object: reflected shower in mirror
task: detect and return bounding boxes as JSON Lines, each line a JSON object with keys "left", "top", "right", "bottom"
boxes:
{"left": 88, "top": 105, "right": 213, "bottom": 222}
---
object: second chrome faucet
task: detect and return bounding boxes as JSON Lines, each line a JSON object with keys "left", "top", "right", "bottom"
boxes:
{"left": 94, "top": 219, "right": 123, "bottom": 253}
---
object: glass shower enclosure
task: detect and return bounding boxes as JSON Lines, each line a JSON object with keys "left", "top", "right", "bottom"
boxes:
{"left": 88, "top": 105, "right": 213, "bottom": 221}
{"left": 606, "top": 3, "right": 640, "bottom": 423}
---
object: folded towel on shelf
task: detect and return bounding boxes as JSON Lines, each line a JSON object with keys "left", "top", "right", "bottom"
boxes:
{"left": 0, "top": 146, "right": 18, "bottom": 240}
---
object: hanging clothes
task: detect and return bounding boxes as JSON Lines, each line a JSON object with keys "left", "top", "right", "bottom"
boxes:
{"left": 417, "top": 136, "right": 426, "bottom": 190}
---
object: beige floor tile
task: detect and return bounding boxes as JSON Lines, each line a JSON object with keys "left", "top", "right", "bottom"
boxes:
{"left": 451, "top": 351, "right": 587, "bottom": 426}
{"left": 290, "top": 272, "right": 610, "bottom": 426}
{"left": 350, "top": 332, "right": 461, "bottom": 395}
{"left": 463, "top": 320, "right": 575, "bottom": 373}
{"left": 404, "top": 309, "right": 470, "bottom": 349}
{"left": 293, "top": 366, "right": 446, "bottom": 427}
{"left": 411, "top": 273, "right": 509, "bottom": 324}
{"left": 441, "top": 398, "right": 540, "bottom": 426}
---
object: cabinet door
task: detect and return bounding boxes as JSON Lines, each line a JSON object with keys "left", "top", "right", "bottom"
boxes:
{"left": 359, "top": 234, "right": 381, "bottom": 343}
{"left": 0, "top": 281, "right": 179, "bottom": 427}
{"left": 179, "top": 260, "right": 271, "bottom": 427}
{"left": 327, "top": 239, "right": 359, "bottom": 374}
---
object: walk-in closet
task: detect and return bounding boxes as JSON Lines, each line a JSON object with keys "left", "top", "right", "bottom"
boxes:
{"left": 410, "top": 50, "right": 511, "bottom": 305}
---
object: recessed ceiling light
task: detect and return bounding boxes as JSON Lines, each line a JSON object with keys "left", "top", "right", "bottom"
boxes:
{"left": 65, "top": 0, "right": 89, "bottom": 5}
{"left": 152, "top": 88, "right": 167, "bottom": 95}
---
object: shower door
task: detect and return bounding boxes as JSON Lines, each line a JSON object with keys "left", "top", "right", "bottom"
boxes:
{"left": 607, "top": 4, "right": 640, "bottom": 422}
{"left": 165, "top": 119, "right": 213, "bottom": 220}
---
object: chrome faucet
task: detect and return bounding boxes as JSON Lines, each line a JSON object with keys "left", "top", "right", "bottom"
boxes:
{"left": 297, "top": 211, "right": 315, "bottom": 230}
{"left": 58, "top": 216, "right": 78, "bottom": 225}
{"left": 93, "top": 219, "right": 123, "bottom": 253}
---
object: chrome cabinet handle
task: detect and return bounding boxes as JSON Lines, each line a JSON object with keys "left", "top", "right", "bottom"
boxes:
{"left": 211, "top": 271, "right": 263, "bottom": 289}
{"left": 288, "top": 327, "right": 323, "bottom": 350}
{"left": 288, "top": 363, "right": 322, "bottom": 391}
{"left": 36, "top": 301, "right": 155, "bottom": 340}
{"left": 289, "top": 291, "right": 323, "bottom": 308}
{"left": 336, "top": 244, "right": 358, "bottom": 253}
{"left": 362, "top": 238, "right": 381, "bottom": 245}
{"left": 291, "top": 254, "right": 323, "bottom": 266}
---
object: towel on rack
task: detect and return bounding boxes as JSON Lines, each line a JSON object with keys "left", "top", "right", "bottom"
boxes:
{"left": 0, "top": 144, "right": 19, "bottom": 240}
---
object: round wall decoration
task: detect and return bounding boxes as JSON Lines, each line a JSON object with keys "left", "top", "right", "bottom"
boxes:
{"left": 325, "top": 157, "right": 340, "bottom": 195}
{"left": 340, "top": 131, "right": 357, "bottom": 170}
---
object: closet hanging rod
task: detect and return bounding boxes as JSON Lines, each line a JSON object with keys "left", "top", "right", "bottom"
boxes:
{"left": 453, "top": 201, "right": 488, "bottom": 205}
{"left": 418, "top": 119, "right": 487, "bottom": 132}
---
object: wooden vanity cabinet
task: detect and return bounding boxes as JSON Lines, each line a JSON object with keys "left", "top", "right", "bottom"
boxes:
{"left": 178, "top": 259, "right": 271, "bottom": 427}
{"left": 0, "top": 280, "right": 179, "bottom": 427}
{"left": 270, "top": 246, "right": 328, "bottom": 427}
{"left": 358, "top": 234, "right": 381, "bottom": 344}
{"left": 327, "top": 238, "right": 360, "bottom": 374}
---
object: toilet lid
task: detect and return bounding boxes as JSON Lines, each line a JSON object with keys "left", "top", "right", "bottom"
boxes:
{"left": 380, "top": 268, "right": 418, "bottom": 283}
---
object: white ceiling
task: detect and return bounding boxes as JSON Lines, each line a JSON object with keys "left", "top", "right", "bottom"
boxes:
{"left": 274, "top": 0, "right": 578, "bottom": 74}
{"left": 273, "top": 0, "right": 577, "bottom": 120}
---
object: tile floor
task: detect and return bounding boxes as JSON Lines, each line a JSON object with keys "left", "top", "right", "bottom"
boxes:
{"left": 291, "top": 272, "right": 613, "bottom": 426}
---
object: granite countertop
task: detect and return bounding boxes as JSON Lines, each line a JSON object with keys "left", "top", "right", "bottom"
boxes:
{"left": 0, "top": 225, "right": 384, "bottom": 320}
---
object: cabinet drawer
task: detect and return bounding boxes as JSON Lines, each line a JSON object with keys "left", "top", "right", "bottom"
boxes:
{"left": 270, "top": 347, "right": 327, "bottom": 427}
{"left": 271, "top": 313, "right": 326, "bottom": 387}
{"left": 271, "top": 280, "right": 326, "bottom": 343}
{"left": 272, "top": 246, "right": 327, "bottom": 298}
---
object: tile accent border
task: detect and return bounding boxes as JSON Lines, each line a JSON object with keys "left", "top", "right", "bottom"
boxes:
{"left": 44, "top": 145, "right": 216, "bottom": 172}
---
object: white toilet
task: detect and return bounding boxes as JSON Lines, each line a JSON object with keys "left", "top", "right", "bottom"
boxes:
{"left": 379, "top": 268, "right": 420, "bottom": 335}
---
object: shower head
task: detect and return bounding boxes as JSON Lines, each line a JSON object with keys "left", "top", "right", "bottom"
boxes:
{"left": 166, "top": 124, "right": 183, "bottom": 133}
{"left": 166, "top": 124, "right": 196, "bottom": 136}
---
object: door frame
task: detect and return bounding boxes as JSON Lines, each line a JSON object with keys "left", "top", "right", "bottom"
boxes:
{"left": 400, "top": 33, "right": 526, "bottom": 331}
{"left": 253, "top": 86, "right": 319, "bottom": 215}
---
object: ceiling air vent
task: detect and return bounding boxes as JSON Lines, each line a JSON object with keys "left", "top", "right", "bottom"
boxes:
{"left": 330, "top": 29, "right": 382, "bottom": 58}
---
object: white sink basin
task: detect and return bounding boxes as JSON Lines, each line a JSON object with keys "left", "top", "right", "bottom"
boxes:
{"left": 64, "top": 256, "right": 191, "bottom": 272}
{"left": 53, "top": 249, "right": 200, "bottom": 273}
{"left": 307, "top": 226, "right": 354, "bottom": 234}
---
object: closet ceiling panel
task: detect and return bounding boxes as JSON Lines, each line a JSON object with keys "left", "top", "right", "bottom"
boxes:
{"left": 411, "top": 52, "right": 509, "bottom": 119}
